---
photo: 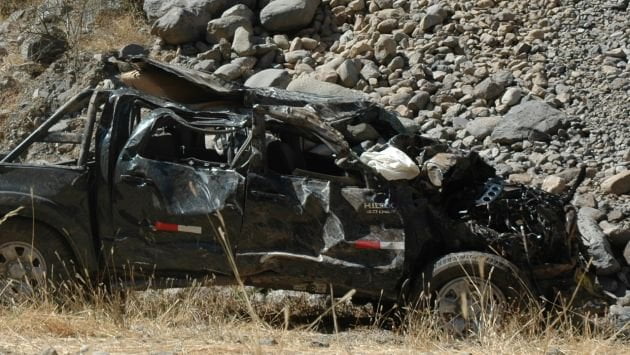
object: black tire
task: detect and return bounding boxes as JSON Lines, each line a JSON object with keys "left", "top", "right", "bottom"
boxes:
{"left": 412, "top": 251, "right": 534, "bottom": 334}
{"left": 0, "top": 218, "right": 77, "bottom": 298}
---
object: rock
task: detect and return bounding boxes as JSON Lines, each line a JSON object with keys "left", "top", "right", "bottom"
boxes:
{"left": 119, "top": 44, "right": 148, "bottom": 58}
{"left": 214, "top": 57, "right": 256, "bottom": 80}
{"left": 508, "top": 173, "right": 533, "bottom": 185}
{"left": 466, "top": 116, "right": 501, "bottom": 139}
{"left": 577, "top": 207, "right": 621, "bottom": 276}
{"left": 542, "top": 175, "right": 566, "bottom": 194}
{"left": 573, "top": 193, "right": 597, "bottom": 208}
{"left": 420, "top": 4, "right": 448, "bottom": 31}
{"left": 151, "top": 7, "right": 208, "bottom": 45}
{"left": 473, "top": 77, "right": 504, "bottom": 100}
{"left": 580, "top": 207, "right": 606, "bottom": 221}
{"left": 360, "top": 61, "right": 380, "bottom": 80}
{"left": 408, "top": 91, "right": 430, "bottom": 111}
{"left": 624, "top": 242, "right": 630, "bottom": 265}
{"left": 144, "top": 0, "right": 257, "bottom": 20}
{"left": 609, "top": 305, "right": 630, "bottom": 332}
{"left": 232, "top": 26, "right": 255, "bottom": 56}
{"left": 374, "top": 36, "right": 396, "bottom": 64}
{"left": 601, "top": 171, "right": 630, "bottom": 195}
{"left": 260, "top": 0, "right": 321, "bottom": 32}
{"left": 223, "top": 4, "right": 255, "bottom": 22}
{"left": 336, "top": 59, "right": 360, "bottom": 88}
{"left": 347, "top": 123, "right": 380, "bottom": 141}
{"left": 193, "top": 59, "right": 216, "bottom": 72}
{"left": 285, "top": 49, "right": 310, "bottom": 63}
{"left": 491, "top": 100, "right": 565, "bottom": 144}
{"left": 206, "top": 16, "right": 252, "bottom": 44}
{"left": 20, "top": 33, "right": 67, "bottom": 64}
{"left": 244, "top": 69, "right": 291, "bottom": 89}
{"left": 377, "top": 19, "right": 398, "bottom": 33}
{"left": 501, "top": 87, "right": 522, "bottom": 107}
{"left": 287, "top": 77, "right": 368, "bottom": 99}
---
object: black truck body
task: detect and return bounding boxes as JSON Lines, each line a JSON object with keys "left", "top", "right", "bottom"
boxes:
{"left": 0, "top": 58, "right": 584, "bottom": 302}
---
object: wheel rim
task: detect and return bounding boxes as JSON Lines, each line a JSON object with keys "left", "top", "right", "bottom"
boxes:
{"left": 436, "top": 276, "right": 507, "bottom": 335}
{"left": 0, "top": 242, "right": 47, "bottom": 298}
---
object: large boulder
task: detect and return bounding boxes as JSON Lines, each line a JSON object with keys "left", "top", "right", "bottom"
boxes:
{"left": 491, "top": 100, "right": 565, "bottom": 144}
{"left": 260, "top": 0, "right": 321, "bottom": 32}
{"left": 287, "top": 77, "right": 368, "bottom": 99}
{"left": 143, "top": 0, "right": 255, "bottom": 20}
{"left": 244, "top": 69, "right": 291, "bottom": 89}
{"left": 151, "top": 7, "right": 208, "bottom": 45}
{"left": 145, "top": 0, "right": 256, "bottom": 45}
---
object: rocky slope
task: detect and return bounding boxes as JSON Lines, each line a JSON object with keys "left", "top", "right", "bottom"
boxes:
{"left": 0, "top": 0, "right": 629, "bottom": 315}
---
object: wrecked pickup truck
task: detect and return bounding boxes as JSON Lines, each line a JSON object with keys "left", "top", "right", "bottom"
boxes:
{"left": 0, "top": 58, "right": 591, "bottom": 328}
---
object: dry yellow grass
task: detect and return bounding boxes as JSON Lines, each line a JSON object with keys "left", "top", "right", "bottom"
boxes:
{"left": 0, "top": 280, "right": 627, "bottom": 354}
{"left": 78, "top": 10, "right": 153, "bottom": 53}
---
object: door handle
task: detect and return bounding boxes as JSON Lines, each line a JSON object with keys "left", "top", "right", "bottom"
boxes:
{"left": 120, "top": 174, "right": 154, "bottom": 186}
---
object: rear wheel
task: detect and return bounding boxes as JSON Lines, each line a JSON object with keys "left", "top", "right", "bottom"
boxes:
{"left": 415, "top": 251, "right": 532, "bottom": 336}
{"left": 0, "top": 218, "right": 76, "bottom": 300}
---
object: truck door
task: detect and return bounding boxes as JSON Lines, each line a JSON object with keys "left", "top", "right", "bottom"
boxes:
{"left": 109, "top": 110, "right": 247, "bottom": 275}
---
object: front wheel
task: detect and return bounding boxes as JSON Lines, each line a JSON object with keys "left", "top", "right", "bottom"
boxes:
{"left": 0, "top": 219, "right": 76, "bottom": 300}
{"left": 415, "top": 251, "right": 533, "bottom": 335}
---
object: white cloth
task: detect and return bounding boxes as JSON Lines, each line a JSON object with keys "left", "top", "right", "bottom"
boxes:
{"left": 360, "top": 146, "right": 420, "bottom": 181}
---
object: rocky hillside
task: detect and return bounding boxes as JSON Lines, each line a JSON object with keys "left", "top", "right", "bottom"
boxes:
{"left": 0, "top": 0, "right": 629, "bottom": 314}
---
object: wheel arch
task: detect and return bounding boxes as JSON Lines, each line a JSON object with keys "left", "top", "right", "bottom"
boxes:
{"left": 0, "top": 193, "right": 99, "bottom": 274}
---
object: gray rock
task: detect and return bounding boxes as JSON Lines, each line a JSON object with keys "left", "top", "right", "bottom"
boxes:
{"left": 408, "top": 91, "right": 430, "bottom": 111}
{"left": 193, "top": 59, "right": 216, "bottom": 72}
{"left": 260, "top": 0, "right": 321, "bottom": 32}
{"left": 491, "top": 100, "right": 566, "bottom": 144}
{"left": 206, "top": 16, "right": 252, "bottom": 44}
{"left": 150, "top": 7, "right": 206, "bottom": 45}
{"left": 577, "top": 207, "right": 621, "bottom": 276}
{"left": 214, "top": 57, "right": 256, "bottom": 80}
{"left": 360, "top": 61, "right": 380, "bottom": 80}
{"left": 119, "top": 44, "right": 148, "bottom": 58}
{"left": 244, "top": 69, "right": 291, "bottom": 89}
{"left": 287, "top": 77, "right": 368, "bottom": 99}
{"left": 222, "top": 4, "right": 255, "bottom": 22}
{"left": 501, "top": 87, "right": 522, "bottom": 106}
{"left": 601, "top": 171, "right": 630, "bottom": 195}
{"left": 143, "top": 0, "right": 255, "bottom": 20}
{"left": 20, "top": 33, "right": 67, "bottom": 64}
{"left": 374, "top": 36, "right": 396, "bottom": 64}
{"left": 232, "top": 26, "right": 255, "bottom": 56}
{"left": 625, "top": 241, "right": 630, "bottom": 265}
{"left": 336, "top": 59, "right": 360, "bottom": 88}
{"left": 420, "top": 4, "right": 448, "bottom": 31}
{"left": 473, "top": 77, "right": 504, "bottom": 100}
{"left": 284, "top": 50, "right": 310, "bottom": 63}
{"left": 466, "top": 116, "right": 501, "bottom": 139}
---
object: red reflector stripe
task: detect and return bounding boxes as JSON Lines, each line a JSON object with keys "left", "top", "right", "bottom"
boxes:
{"left": 154, "top": 222, "right": 202, "bottom": 234}
{"left": 354, "top": 240, "right": 381, "bottom": 250}
{"left": 353, "top": 240, "right": 405, "bottom": 250}
{"left": 154, "top": 221, "right": 178, "bottom": 232}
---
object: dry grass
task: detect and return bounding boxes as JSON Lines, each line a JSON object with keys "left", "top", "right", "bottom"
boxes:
{"left": 0, "top": 0, "right": 40, "bottom": 19}
{"left": 0, "top": 282, "right": 628, "bottom": 354}
{"left": 77, "top": 9, "right": 153, "bottom": 53}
